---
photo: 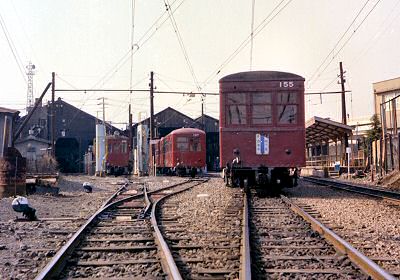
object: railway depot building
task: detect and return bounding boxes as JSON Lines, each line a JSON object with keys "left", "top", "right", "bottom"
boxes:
{"left": 15, "top": 98, "right": 119, "bottom": 173}
{"left": 372, "top": 76, "right": 400, "bottom": 173}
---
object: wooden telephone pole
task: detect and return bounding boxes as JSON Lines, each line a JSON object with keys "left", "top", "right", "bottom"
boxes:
{"left": 149, "top": 71, "right": 155, "bottom": 175}
{"left": 339, "top": 62, "right": 349, "bottom": 168}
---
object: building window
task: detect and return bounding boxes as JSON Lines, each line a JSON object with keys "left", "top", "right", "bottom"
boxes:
{"left": 39, "top": 119, "right": 46, "bottom": 127}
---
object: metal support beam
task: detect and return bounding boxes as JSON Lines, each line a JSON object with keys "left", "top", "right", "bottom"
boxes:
{"left": 13, "top": 82, "right": 52, "bottom": 145}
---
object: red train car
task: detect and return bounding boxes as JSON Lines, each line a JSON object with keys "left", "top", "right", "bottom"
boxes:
{"left": 105, "top": 134, "right": 132, "bottom": 176}
{"left": 155, "top": 128, "right": 206, "bottom": 176}
{"left": 219, "top": 71, "right": 305, "bottom": 189}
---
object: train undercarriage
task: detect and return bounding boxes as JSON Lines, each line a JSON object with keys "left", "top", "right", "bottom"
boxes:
{"left": 157, "top": 166, "right": 202, "bottom": 178}
{"left": 223, "top": 164, "right": 298, "bottom": 191}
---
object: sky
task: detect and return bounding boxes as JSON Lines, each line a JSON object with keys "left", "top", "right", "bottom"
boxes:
{"left": 1, "top": 0, "right": 400, "bottom": 129}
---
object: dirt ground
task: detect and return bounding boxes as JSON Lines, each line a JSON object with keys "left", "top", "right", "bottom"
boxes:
{"left": 0, "top": 174, "right": 134, "bottom": 279}
{"left": 339, "top": 169, "right": 400, "bottom": 192}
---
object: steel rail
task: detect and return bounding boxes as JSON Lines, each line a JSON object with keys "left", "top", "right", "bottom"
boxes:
{"left": 100, "top": 183, "right": 130, "bottom": 209}
{"left": 35, "top": 192, "right": 144, "bottom": 280}
{"left": 281, "top": 195, "right": 396, "bottom": 280}
{"left": 150, "top": 179, "right": 209, "bottom": 280}
{"left": 35, "top": 179, "right": 192, "bottom": 279}
{"left": 303, "top": 177, "right": 400, "bottom": 204}
{"left": 240, "top": 191, "right": 251, "bottom": 280}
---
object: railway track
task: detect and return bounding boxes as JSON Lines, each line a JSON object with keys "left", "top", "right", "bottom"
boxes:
{"left": 157, "top": 178, "right": 244, "bottom": 279}
{"left": 247, "top": 190, "right": 396, "bottom": 279}
{"left": 287, "top": 178, "right": 400, "bottom": 277}
{"left": 302, "top": 176, "right": 400, "bottom": 204}
{"left": 34, "top": 178, "right": 204, "bottom": 279}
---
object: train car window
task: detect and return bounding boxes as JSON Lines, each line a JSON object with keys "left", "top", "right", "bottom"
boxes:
{"left": 277, "top": 92, "right": 297, "bottom": 103}
{"left": 227, "top": 93, "right": 246, "bottom": 104}
{"left": 252, "top": 92, "right": 272, "bottom": 104}
{"left": 164, "top": 140, "right": 169, "bottom": 153}
{"left": 252, "top": 105, "right": 272, "bottom": 124}
{"left": 277, "top": 105, "right": 297, "bottom": 124}
{"left": 189, "top": 137, "right": 201, "bottom": 151}
{"left": 114, "top": 143, "right": 120, "bottom": 153}
{"left": 108, "top": 144, "right": 113, "bottom": 153}
{"left": 226, "top": 93, "right": 247, "bottom": 125}
{"left": 252, "top": 92, "right": 272, "bottom": 124}
{"left": 227, "top": 105, "right": 247, "bottom": 125}
{"left": 121, "top": 141, "right": 127, "bottom": 153}
{"left": 177, "top": 137, "right": 189, "bottom": 151}
{"left": 277, "top": 92, "right": 298, "bottom": 124}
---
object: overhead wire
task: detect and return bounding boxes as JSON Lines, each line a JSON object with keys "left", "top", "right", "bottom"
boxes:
{"left": 350, "top": 0, "right": 400, "bottom": 65}
{"left": 307, "top": 0, "right": 371, "bottom": 87}
{"left": 203, "top": 0, "right": 294, "bottom": 87}
{"left": 163, "top": 0, "right": 202, "bottom": 92}
{"left": 129, "top": 0, "right": 137, "bottom": 105}
{"left": 0, "top": 11, "right": 27, "bottom": 84}
{"left": 250, "top": 0, "right": 256, "bottom": 70}
{"left": 91, "top": 0, "right": 185, "bottom": 90}
{"left": 308, "top": 0, "right": 382, "bottom": 88}
{"left": 78, "top": 0, "right": 186, "bottom": 123}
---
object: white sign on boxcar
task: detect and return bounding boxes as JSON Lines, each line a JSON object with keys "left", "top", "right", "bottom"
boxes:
{"left": 256, "top": 134, "right": 269, "bottom": 155}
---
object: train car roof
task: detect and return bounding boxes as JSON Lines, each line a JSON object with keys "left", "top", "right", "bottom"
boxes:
{"left": 219, "top": 71, "right": 305, "bottom": 82}
{"left": 170, "top": 127, "right": 205, "bottom": 135}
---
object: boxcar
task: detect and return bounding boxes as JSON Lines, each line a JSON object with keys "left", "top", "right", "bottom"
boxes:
{"left": 156, "top": 128, "right": 206, "bottom": 176}
{"left": 219, "top": 71, "right": 305, "bottom": 189}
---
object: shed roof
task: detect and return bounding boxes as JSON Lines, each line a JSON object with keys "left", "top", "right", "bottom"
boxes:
{"left": 0, "top": 107, "right": 19, "bottom": 114}
{"left": 14, "top": 135, "right": 51, "bottom": 145}
{"left": 306, "top": 116, "right": 353, "bottom": 145}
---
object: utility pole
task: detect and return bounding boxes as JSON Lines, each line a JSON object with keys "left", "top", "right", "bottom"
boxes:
{"left": 149, "top": 71, "right": 154, "bottom": 140}
{"left": 339, "top": 62, "right": 349, "bottom": 168}
{"left": 149, "top": 71, "right": 155, "bottom": 176}
{"left": 201, "top": 96, "right": 205, "bottom": 130}
{"left": 102, "top": 97, "right": 106, "bottom": 127}
{"left": 339, "top": 62, "right": 347, "bottom": 125}
{"left": 51, "top": 72, "right": 55, "bottom": 157}
{"left": 128, "top": 104, "right": 133, "bottom": 152}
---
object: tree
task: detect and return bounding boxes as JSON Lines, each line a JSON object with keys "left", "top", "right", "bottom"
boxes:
{"left": 363, "top": 114, "right": 381, "bottom": 168}
{"left": 366, "top": 114, "right": 381, "bottom": 142}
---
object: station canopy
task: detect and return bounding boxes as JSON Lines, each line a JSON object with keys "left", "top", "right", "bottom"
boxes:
{"left": 306, "top": 116, "right": 353, "bottom": 145}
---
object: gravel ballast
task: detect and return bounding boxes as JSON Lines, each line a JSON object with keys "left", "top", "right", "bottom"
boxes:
{"left": 0, "top": 174, "right": 185, "bottom": 280}
{"left": 285, "top": 179, "right": 400, "bottom": 275}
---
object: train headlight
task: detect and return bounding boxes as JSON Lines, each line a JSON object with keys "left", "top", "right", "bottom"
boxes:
{"left": 285, "top": 149, "right": 292, "bottom": 155}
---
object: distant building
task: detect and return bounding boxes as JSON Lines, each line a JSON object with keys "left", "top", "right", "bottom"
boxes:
{"left": 0, "top": 107, "right": 25, "bottom": 197}
{"left": 16, "top": 98, "right": 120, "bottom": 172}
{"left": 194, "top": 114, "right": 220, "bottom": 170}
{"left": 373, "top": 76, "right": 400, "bottom": 116}
{"left": 0, "top": 107, "right": 19, "bottom": 157}
{"left": 373, "top": 77, "right": 400, "bottom": 134}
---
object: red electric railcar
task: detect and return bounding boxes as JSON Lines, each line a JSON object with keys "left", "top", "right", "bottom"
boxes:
{"left": 155, "top": 128, "right": 206, "bottom": 176}
{"left": 105, "top": 134, "right": 132, "bottom": 176}
{"left": 219, "top": 71, "right": 305, "bottom": 189}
